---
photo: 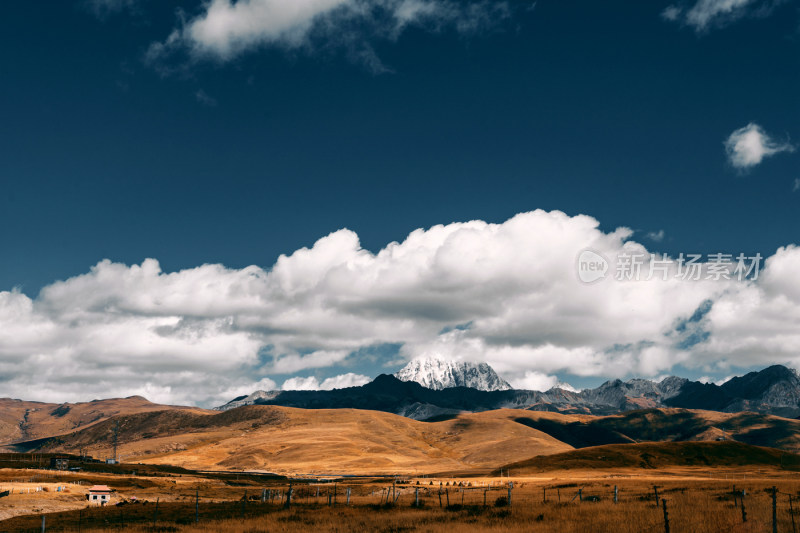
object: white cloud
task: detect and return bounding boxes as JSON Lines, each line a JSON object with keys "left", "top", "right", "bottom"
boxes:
{"left": 509, "top": 371, "right": 561, "bottom": 392}
{"left": 661, "top": 5, "right": 682, "bottom": 21}
{"left": 320, "top": 372, "right": 371, "bottom": 389}
{"left": 724, "top": 123, "right": 794, "bottom": 169}
{"left": 662, "top": 0, "right": 783, "bottom": 31}
{"left": 646, "top": 230, "right": 665, "bottom": 242}
{"left": 3, "top": 209, "right": 800, "bottom": 406}
{"left": 195, "top": 89, "right": 218, "bottom": 107}
{"left": 282, "top": 373, "right": 371, "bottom": 390}
{"left": 146, "top": 0, "right": 510, "bottom": 70}
{"left": 281, "top": 376, "right": 322, "bottom": 391}
{"left": 221, "top": 377, "right": 278, "bottom": 398}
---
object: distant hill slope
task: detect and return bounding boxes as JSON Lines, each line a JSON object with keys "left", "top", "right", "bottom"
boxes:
{"left": 510, "top": 408, "right": 800, "bottom": 453}
{"left": 495, "top": 441, "right": 800, "bottom": 474}
{"left": 0, "top": 396, "right": 205, "bottom": 445}
{"left": 31, "top": 406, "right": 572, "bottom": 475}
{"left": 218, "top": 365, "right": 800, "bottom": 420}
{"left": 19, "top": 405, "right": 800, "bottom": 475}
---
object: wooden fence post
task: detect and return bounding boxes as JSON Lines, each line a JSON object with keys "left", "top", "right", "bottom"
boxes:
{"left": 508, "top": 481, "right": 513, "bottom": 507}
{"left": 773, "top": 486, "right": 778, "bottom": 533}
{"left": 446, "top": 488, "right": 450, "bottom": 507}
{"left": 543, "top": 487, "right": 546, "bottom": 503}
{"left": 415, "top": 487, "right": 419, "bottom": 507}
{"left": 578, "top": 488, "right": 582, "bottom": 502}
{"left": 662, "top": 499, "right": 670, "bottom": 533}
{"left": 40, "top": 515, "right": 45, "bottom": 533}
{"left": 285, "top": 484, "right": 293, "bottom": 510}
{"left": 614, "top": 485, "right": 618, "bottom": 504}
{"left": 152, "top": 497, "right": 159, "bottom": 527}
{"left": 196, "top": 490, "right": 200, "bottom": 523}
{"left": 347, "top": 487, "right": 351, "bottom": 506}
{"left": 741, "top": 491, "right": 747, "bottom": 523}
{"left": 789, "top": 494, "right": 797, "bottom": 533}
{"left": 438, "top": 488, "right": 442, "bottom": 508}
{"left": 654, "top": 486, "right": 659, "bottom": 507}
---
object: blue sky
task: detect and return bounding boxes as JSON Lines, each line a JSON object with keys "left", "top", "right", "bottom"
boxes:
{"left": 0, "top": 0, "right": 799, "bottom": 405}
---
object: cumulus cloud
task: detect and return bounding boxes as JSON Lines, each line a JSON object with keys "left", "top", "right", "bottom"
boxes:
{"left": 282, "top": 373, "right": 371, "bottom": 390}
{"left": 724, "top": 123, "right": 794, "bottom": 170}
{"left": 646, "top": 230, "right": 665, "bottom": 243}
{"left": 509, "top": 371, "right": 562, "bottom": 392}
{"left": 281, "top": 376, "right": 322, "bottom": 391}
{"left": 662, "top": 0, "right": 785, "bottom": 31}
{"left": 2, "top": 209, "right": 800, "bottom": 406}
{"left": 146, "top": 0, "right": 510, "bottom": 71}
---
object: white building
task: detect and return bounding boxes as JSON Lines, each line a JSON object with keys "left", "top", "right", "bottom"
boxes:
{"left": 87, "top": 485, "right": 112, "bottom": 506}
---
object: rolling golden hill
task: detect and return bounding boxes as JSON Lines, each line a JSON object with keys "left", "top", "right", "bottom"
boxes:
{"left": 34, "top": 406, "right": 573, "bottom": 475}
{"left": 12, "top": 404, "right": 800, "bottom": 476}
{"left": 0, "top": 396, "right": 206, "bottom": 445}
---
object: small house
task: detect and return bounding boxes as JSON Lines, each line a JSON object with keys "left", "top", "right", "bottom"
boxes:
{"left": 87, "top": 485, "right": 112, "bottom": 506}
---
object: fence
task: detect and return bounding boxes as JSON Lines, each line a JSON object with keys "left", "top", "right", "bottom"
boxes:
{"left": 4, "top": 480, "right": 800, "bottom": 532}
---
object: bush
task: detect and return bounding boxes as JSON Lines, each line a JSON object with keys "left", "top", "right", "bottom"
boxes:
{"left": 494, "top": 496, "right": 508, "bottom": 508}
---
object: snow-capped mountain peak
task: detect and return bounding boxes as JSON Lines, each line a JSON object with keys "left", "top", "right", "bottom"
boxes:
{"left": 394, "top": 355, "right": 512, "bottom": 391}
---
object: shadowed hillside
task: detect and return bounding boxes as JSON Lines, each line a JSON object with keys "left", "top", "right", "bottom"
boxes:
{"left": 494, "top": 441, "right": 800, "bottom": 474}
{"left": 0, "top": 396, "right": 205, "bottom": 445}
{"left": 29, "top": 406, "right": 573, "bottom": 475}
{"left": 11, "top": 405, "right": 800, "bottom": 476}
{"left": 510, "top": 408, "right": 800, "bottom": 453}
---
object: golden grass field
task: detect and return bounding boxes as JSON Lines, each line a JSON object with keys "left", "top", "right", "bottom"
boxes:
{"left": 4, "top": 405, "right": 800, "bottom": 530}
{"left": 32, "top": 407, "right": 575, "bottom": 475}
{"left": 24, "top": 405, "right": 800, "bottom": 476}
{"left": 1, "top": 464, "right": 800, "bottom": 532}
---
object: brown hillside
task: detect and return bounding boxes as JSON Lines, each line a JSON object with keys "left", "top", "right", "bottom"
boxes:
{"left": 36, "top": 406, "right": 573, "bottom": 475}
{"left": 494, "top": 440, "right": 800, "bottom": 474}
{"left": 508, "top": 407, "right": 800, "bottom": 452}
{"left": 0, "top": 396, "right": 206, "bottom": 445}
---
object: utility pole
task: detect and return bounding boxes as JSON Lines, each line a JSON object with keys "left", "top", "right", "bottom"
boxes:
{"left": 111, "top": 421, "right": 119, "bottom": 463}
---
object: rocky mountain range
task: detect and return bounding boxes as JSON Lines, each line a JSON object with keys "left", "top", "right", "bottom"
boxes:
{"left": 217, "top": 364, "right": 800, "bottom": 420}
{"left": 394, "top": 355, "right": 512, "bottom": 391}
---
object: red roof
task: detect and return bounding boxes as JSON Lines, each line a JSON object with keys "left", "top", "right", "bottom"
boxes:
{"left": 89, "top": 485, "right": 112, "bottom": 492}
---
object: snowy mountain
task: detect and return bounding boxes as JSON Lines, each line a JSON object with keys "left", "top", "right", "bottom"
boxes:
{"left": 394, "top": 355, "right": 512, "bottom": 392}
{"left": 213, "top": 364, "right": 800, "bottom": 420}
{"left": 214, "top": 390, "right": 281, "bottom": 411}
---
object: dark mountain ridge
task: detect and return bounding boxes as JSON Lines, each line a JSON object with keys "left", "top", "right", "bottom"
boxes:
{"left": 219, "top": 365, "right": 800, "bottom": 421}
